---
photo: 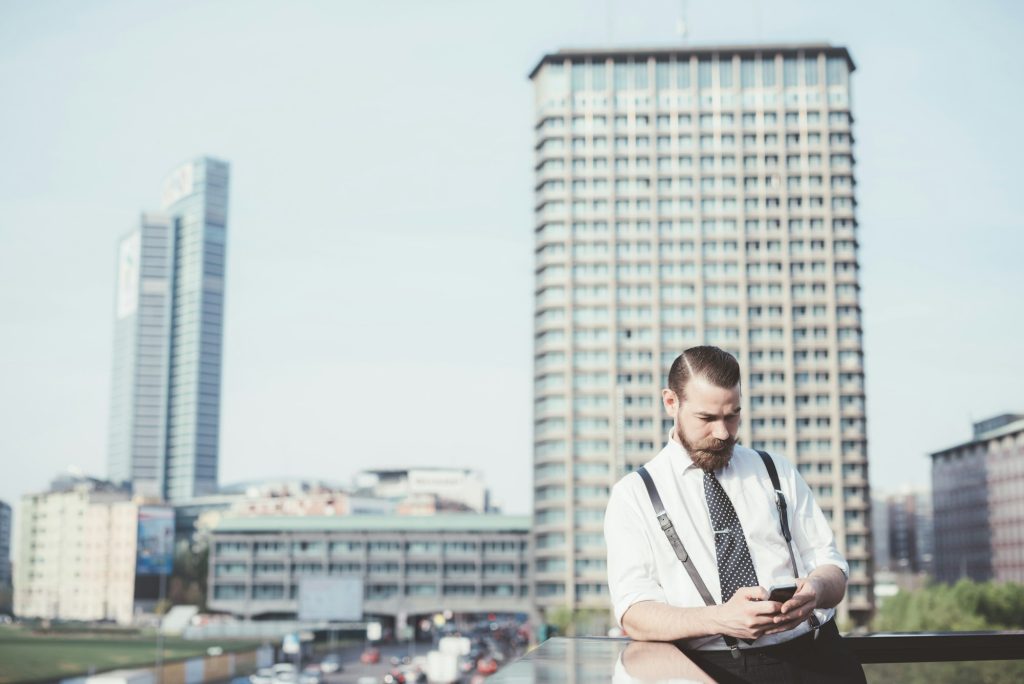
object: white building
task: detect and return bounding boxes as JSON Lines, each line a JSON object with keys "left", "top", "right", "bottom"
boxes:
{"left": 354, "top": 468, "right": 492, "bottom": 513}
{"left": 528, "top": 45, "right": 871, "bottom": 626}
{"left": 15, "top": 477, "right": 172, "bottom": 624}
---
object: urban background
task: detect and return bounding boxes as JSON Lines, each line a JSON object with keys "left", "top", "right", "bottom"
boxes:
{"left": 1, "top": 1, "right": 1023, "bottom": 683}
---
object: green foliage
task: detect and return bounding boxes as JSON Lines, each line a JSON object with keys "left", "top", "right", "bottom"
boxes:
{"left": 545, "top": 606, "right": 611, "bottom": 637}
{"left": 872, "top": 579, "right": 1024, "bottom": 632}
{"left": 167, "top": 545, "right": 208, "bottom": 610}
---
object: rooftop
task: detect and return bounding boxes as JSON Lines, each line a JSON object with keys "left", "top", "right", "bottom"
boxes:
{"left": 528, "top": 43, "right": 855, "bottom": 79}
{"left": 213, "top": 513, "right": 530, "bottom": 534}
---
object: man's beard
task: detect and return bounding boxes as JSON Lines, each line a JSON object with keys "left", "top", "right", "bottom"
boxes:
{"left": 677, "top": 428, "right": 737, "bottom": 472}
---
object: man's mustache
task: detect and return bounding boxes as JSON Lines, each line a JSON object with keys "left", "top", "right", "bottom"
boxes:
{"left": 697, "top": 436, "right": 736, "bottom": 453}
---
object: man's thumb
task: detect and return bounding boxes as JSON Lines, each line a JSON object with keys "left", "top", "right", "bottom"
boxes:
{"left": 739, "top": 586, "right": 768, "bottom": 601}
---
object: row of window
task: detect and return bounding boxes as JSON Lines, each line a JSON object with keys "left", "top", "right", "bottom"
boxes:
{"left": 538, "top": 132, "right": 852, "bottom": 155}
{"left": 550, "top": 54, "right": 848, "bottom": 92}
{"left": 539, "top": 110, "right": 850, "bottom": 133}
{"left": 213, "top": 584, "right": 527, "bottom": 601}
{"left": 538, "top": 218, "right": 856, "bottom": 238}
{"left": 215, "top": 539, "right": 527, "bottom": 556}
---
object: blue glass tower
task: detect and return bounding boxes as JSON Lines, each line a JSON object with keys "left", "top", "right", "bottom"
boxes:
{"left": 107, "top": 157, "right": 230, "bottom": 502}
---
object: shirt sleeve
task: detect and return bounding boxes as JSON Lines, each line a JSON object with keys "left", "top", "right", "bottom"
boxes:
{"left": 605, "top": 477, "right": 669, "bottom": 627}
{"left": 777, "top": 453, "right": 850, "bottom": 578}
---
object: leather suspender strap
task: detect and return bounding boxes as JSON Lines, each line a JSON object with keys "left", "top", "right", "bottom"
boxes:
{"left": 636, "top": 466, "right": 742, "bottom": 657}
{"left": 756, "top": 450, "right": 821, "bottom": 635}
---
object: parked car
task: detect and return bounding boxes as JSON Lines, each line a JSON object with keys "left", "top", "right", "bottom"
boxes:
{"left": 381, "top": 669, "right": 406, "bottom": 684}
{"left": 319, "top": 654, "right": 342, "bottom": 674}
{"left": 249, "top": 668, "right": 274, "bottom": 684}
{"left": 298, "top": 665, "right": 322, "bottom": 684}
{"left": 477, "top": 657, "right": 498, "bottom": 675}
{"left": 360, "top": 647, "right": 381, "bottom": 664}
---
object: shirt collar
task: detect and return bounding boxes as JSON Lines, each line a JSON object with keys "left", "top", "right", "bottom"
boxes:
{"left": 665, "top": 427, "right": 735, "bottom": 476}
{"left": 666, "top": 428, "right": 702, "bottom": 474}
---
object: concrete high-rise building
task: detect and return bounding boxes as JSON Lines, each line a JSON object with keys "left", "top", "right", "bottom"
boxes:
{"left": 108, "top": 157, "right": 230, "bottom": 502}
{"left": 931, "top": 413, "right": 1024, "bottom": 584}
{"left": 528, "top": 45, "right": 871, "bottom": 626}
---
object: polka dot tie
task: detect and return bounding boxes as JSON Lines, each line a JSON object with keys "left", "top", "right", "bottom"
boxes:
{"left": 704, "top": 470, "right": 759, "bottom": 603}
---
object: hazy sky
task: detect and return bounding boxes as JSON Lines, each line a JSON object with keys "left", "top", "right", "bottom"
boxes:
{"left": 1, "top": 0, "right": 1022, "bottom": 518}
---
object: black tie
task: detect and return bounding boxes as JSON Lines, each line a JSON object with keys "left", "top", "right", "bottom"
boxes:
{"left": 704, "top": 470, "right": 759, "bottom": 603}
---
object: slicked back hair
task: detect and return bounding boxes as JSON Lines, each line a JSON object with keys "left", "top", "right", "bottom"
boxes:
{"left": 668, "top": 345, "right": 741, "bottom": 399}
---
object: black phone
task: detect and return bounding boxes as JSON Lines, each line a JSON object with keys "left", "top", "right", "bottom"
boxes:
{"left": 767, "top": 581, "right": 798, "bottom": 603}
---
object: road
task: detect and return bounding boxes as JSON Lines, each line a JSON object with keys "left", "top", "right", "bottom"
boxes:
{"left": 322, "top": 641, "right": 432, "bottom": 684}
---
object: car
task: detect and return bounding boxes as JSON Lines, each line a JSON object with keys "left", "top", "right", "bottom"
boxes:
{"left": 360, "top": 647, "right": 381, "bottom": 664}
{"left": 249, "top": 669, "right": 274, "bottom": 684}
{"left": 319, "top": 654, "right": 342, "bottom": 674}
{"left": 381, "top": 670, "right": 406, "bottom": 684}
{"left": 477, "top": 657, "right": 498, "bottom": 675}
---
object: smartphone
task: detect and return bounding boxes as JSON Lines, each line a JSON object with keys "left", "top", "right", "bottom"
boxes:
{"left": 767, "top": 581, "right": 798, "bottom": 603}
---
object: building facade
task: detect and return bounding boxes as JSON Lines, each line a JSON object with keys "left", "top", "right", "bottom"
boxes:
{"left": 108, "top": 157, "right": 230, "bottom": 502}
{"left": 207, "top": 515, "right": 531, "bottom": 626}
{"left": 14, "top": 477, "right": 172, "bottom": 623}
{"left": 871, "top": 488, "right": 933, "bottom": 575}
{"left": 528, "top": 45, "right": 871, "bottom": 625}
{"left": 932, "top": 414, "right": 1024, "bottom": 584}
{"left": 353, "top": 468, "right": 492, "bottom": 513}
{"left": 0, "top": 499, "right": 11, "bottom": 609}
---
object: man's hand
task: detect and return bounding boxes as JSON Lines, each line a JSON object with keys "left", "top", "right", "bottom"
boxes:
{"left": 712, "top": 586, "right": 782, "bottom": 640}
{"left": 765, "top": 576, "right": 819, "bottom": 635}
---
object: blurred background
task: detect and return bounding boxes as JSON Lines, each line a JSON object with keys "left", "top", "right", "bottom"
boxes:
{"left": 1, "top": 1, "right": 1023, "bottom": 683}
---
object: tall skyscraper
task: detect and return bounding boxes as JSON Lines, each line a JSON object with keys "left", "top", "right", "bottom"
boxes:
{"left": 528, "top": 46, "right": 871, "bottom": 626}
{"left": 108, "top": 157, "right": 230, "bottom": 502}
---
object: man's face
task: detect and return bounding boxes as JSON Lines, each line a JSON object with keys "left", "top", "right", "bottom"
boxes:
{"left": 662, "top": 375, "right": 742, "bottom": 472}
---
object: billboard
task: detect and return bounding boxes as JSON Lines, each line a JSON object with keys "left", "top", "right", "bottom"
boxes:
{"left": 297, "top": 576, "right": 363, "bottom": 621}
{"left": 136, "top": 506, "right": 174, "bottom": 576}
{"left": 116, "top": 231, "right": 141, "bottom": 319}
{"left": 162, "top": 161, "right": 195, "bottom": 208}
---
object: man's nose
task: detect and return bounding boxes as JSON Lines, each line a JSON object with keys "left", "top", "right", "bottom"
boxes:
{"left": 711, "top": 422, "right": 730, "bottom": 440}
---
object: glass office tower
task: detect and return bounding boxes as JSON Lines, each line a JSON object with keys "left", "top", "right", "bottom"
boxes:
{"left": 108, "top": 157, "right": 230, "bottom": 502}
{"left": 528, "top": 46, "right": 871, "bottom": 627}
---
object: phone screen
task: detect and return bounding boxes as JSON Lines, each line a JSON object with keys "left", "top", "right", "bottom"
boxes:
{"left": 768, "top": 584, "right": 797, "bottom": 603}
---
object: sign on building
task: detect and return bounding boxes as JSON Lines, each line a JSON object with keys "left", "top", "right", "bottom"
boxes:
{"left": 136, "top": 506, "right": 174, "bottom": 575}
{"left": 297, "top": 576, "right": 363, "bottom": 621}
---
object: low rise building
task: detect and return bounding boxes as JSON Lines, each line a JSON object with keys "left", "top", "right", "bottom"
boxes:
{"left": 207, "top": 514, "right": 531, "bottom": 628}
{"left": 14, "top": 475, "right": 172, "bottom": 623}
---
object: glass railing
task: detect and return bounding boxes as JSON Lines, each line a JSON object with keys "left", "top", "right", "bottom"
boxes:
{"left": 490, "top": 633, "right": 1024, "bottom": 683}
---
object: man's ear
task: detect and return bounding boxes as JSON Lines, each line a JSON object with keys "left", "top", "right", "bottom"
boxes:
{"left": 661, "top": 388, "right": 679, "bottom": 416}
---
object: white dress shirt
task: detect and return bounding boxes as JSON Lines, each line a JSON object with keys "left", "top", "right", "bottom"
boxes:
{"left": 604, "top": 436, "right": 849, "bottom": 650}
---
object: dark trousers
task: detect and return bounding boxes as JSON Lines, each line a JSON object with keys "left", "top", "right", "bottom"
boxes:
{"left": 683, "top": 620, "right": 866, "bottom": 684}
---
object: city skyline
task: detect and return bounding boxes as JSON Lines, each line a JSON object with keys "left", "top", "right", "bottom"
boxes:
{"left": 1, "top": 1, "right": 1023, "bottom": 522}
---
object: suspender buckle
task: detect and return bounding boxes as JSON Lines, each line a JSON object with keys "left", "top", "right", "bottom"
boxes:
{"left": 729, "top": 644, "right": 741, "bottom": 659}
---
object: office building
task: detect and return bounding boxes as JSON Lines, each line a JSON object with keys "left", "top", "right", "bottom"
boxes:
{"left": 0, "top": 499, "right": 11, "bottom": 610}
{"left": 931, "top": 414, "right": 1024, "bottom": 583}
{"left": 207, "top": 514, "right": 531, "bottom": 629}
{"left": 107, "top": 157, "right": 230, "bottom": 502}
{"left": 14, "top": 476, "right": 173, "bottom": 624}
{"left": 528, "top": 45, "right": 870, "bottom": 626}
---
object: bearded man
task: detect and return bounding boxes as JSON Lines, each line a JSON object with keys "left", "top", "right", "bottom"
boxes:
{"left": 604, "top": 345, "right": 865, "bottom": 683}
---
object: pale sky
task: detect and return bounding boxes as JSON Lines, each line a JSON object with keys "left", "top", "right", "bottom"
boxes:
{"left": 1, "top": 0, "right": 1022, "bottom": 519}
